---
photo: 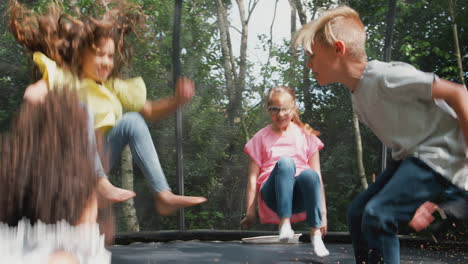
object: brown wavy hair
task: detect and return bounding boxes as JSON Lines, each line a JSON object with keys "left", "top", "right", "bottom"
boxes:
{"left": 266, "top": 86, "right": 320, "bottom": 136}
{"left": 8, "top": 0, "right": 144, "bottom": 79}
{"left": 0, "top": 90, "right": 98, "bottom": 226}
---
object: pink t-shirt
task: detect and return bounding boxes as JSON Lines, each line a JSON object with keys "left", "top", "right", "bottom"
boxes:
{"left": 244, "top": 122, "right": 324, "bottom": 224}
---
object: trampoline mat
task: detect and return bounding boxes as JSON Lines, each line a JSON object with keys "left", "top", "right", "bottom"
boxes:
{"left": 110, "top": 240, "right": 467, "bottom": 264}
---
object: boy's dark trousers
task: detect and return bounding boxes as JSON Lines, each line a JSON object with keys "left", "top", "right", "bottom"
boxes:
{"left": 443, "top": 186, "right": 468, "bottom": 219}
{"left": 347, "top": 158, "right": 449, "bottom": 264}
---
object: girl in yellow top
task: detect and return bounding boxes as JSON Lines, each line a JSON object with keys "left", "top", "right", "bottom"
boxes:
{"left": 8, "top": 0, "right": 207, "bottom": 215}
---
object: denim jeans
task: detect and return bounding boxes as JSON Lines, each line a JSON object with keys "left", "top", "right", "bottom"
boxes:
{"left": 85, "top": 104, "right": 106, "bottom": 178}
{"left": 442, "top": 186, "right": 468, "bottom": 219}
{"left": 261, "top": 157, "right": 323, "bottom": 228}
{"left": 347, "top": 158, "right": 448, "bottom": 264}
{"left": 104, "top": 112, "right": 170, "bottom": 193}
{"left": 445, "top": 185, "right": 468, "bottom": 202}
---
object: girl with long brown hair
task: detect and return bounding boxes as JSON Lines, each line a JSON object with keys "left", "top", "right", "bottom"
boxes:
{"left": 8, "top": 0, "right": 207, "bottom": 214}
{"left": 0, "top": 90, "right": 110, "bottom": 263}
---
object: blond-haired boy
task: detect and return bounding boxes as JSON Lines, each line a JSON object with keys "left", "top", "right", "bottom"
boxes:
{"left": 294, "top": 6, "right": 468, "bottom": 264}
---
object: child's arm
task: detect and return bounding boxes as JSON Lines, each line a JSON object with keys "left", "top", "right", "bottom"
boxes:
{"left": 140, "top": 76, "right": 194, "bottom": 122}
{"left": 432, "top": 79, "right": 468, "bottom": 147}
{"left": 23, "top": 79, "right": 49, "bottom": 104}
{"left": 240, "top": 158, "right": 260, "bottom": 229}
{"left": 309, "top": 151, "right": 327, "bottom": 236}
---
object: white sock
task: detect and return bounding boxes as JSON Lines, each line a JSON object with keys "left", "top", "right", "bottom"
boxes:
{"left": 311, "top": 235, "right": 329, "bottom": 257}
{"left": 278, "top": 222, "right": 294, "bottom": 242}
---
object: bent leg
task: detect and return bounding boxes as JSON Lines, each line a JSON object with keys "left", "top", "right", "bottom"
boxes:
{"left": 106, "top": 112, "right": 206, "bottom": 215}
{"left": 106, "top": 112, "right": 170, "bottom": 192}
{"left": 347, "top": 160, "right": 401, "bottom": 264}
{"left": 410, "top": 186, "right": 468, "bottom": 232}
{"left": 84, "top": 105, "right": 135, "bottom": 204}
{"left": 261, "top": 157, "right": 296, "bottom": 241}
{"left": 84, "top": 105, "right": 106, "bottom": 178}
{"left": 294, "top": 169, "right": 322, "bottom": 228}
{"left": 361, "top": 158, "right": 446, "bottom": 264}
{"left": 261, "top": 157, "right": 296, "bottom": 218}
{"left": 294, "top": 169, "right": 329, "bottom": 257}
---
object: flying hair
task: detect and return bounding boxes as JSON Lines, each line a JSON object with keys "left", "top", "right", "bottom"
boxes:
{"left": 8, "top": 0, "right": 144, "bottom": 80}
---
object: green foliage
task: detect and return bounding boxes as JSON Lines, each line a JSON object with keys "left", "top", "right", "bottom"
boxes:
{"left": 0, "top": 1, "right": 30, "bottom": 131}
{"left": 0, "top": 0, "right": 466, "bottom": 241}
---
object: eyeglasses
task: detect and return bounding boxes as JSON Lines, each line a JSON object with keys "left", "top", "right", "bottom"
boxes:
{"left": 267, "top": 106, "right": 294, "bottom": 115}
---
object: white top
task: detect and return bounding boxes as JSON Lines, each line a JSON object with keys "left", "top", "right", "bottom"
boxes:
{"left": 352, "top": 60, "right": 468, "bottom": 191}
{"left": 0, "top": 219, "right": 111, "bottom": 264}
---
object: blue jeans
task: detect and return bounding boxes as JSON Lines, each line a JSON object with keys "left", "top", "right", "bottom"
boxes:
{"left": 445, "top": 185, "right": 468, "bottom": 202}
{"left": 261, "top": 157, "right": 323, "bottom": 228}
{"left": 104, "top": 112, "right": 170, "bottom": 193}
{"left": 347, "top": 158, "right": 448, "bottom": 264}
{"left": 442, "top": 186, "right": 468, "bottom": 219}
{"left": 85, "top": 105, "right": 106, "bottom": 178}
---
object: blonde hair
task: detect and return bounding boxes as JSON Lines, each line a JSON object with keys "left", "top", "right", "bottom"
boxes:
{"left": 293, "top": 6, "right": 366, "bottom": 59}
{"left": 266, "top": 86, "right": 320, "bottom": 136}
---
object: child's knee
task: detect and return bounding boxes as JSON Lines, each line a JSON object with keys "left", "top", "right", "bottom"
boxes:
{"left": 297, "top": 169, "right": 320, "bottom": 186}
{"left": 276, "top": 157, "right": 296, "bottom": 175}
{"left": 123, "top": 112, "right": 145, "bottom": 122}
{"left": 361, "top": 201, "right": 394, "bottom": 233}
{"left": 122, "top": 112, "right": 146, "bottom": 129}
{"left": 277, "top": 156, "right": 295, "bottom": 168}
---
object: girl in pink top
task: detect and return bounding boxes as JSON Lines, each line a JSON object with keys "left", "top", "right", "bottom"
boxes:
{"left": 241, "top": 86, "right": 329, "bottom": 257}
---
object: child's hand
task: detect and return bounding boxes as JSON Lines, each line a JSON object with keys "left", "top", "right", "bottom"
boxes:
{"left": 240, "top": 213, "right": 255, "bottom": 229}
{"left": 24, "top": 80, "right": 49, "bottom": 104}
{"left": 321, "top": 211, "right": 327, "bottom": 237}
{"left": 409, "top": 201, "right": 438, "bottom": 232}
{"left": 320, "top": 225, "right": 327, "bottom": 237}
{"left": 175, "top": 76, "right": 195, "bottom": 105}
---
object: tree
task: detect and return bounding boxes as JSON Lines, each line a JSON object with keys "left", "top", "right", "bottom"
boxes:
{"left": 115, "top": 146, "right": 140, "bottom": 232}
{"left": 336, "top": 0, "right": 369, "bottom": 190}
{"left": 294, "top": 0, "right": 314, "bottom": 118}
{"left": 1, "top": 0, "right": 466, "bottom": 237}
{"left": 448, "top": 0, "right": 466, "bottom": 86}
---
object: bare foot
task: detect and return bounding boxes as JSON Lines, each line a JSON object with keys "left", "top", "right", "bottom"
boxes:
{"left": 155, "top": 191, "right": 207, "bottom": 216}
{"left": 97, "top": 177, "right": 136, "bottom": 207}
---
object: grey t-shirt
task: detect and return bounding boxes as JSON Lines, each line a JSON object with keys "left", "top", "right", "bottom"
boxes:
{"left": 352, "top": 60, "right": 468, "bottom": 191}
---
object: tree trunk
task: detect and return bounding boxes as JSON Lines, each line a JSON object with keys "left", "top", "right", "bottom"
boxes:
{"left": 215, "top": 0, "right": 258, "bottom": 227}
{"left": 262, "top": 0, "right": 279, "bottom": 94}
{"left": 289, "top": 0, "right": 297, "bottom": 86}
{"left": 227, "top": 0, "right": 250, "bottom": 123}
{"left": 379, "top": 0, "right": 397, "bottom": 172}
{"left": 215, "top": 0, "right": 236, "bottom": 100}
{"left": 344, "top": 0, "right": 368, "bottom": 189}
{"left": 289, "top": 0, "right": 297, "bottom": 36}
{"left": 294, "top": 0, "right": 313, "bottom": 117}
{"left": 448, "top": 0, "right": 466, "bottom": 86}
{"left": 352, "top": 109, "right": 368, "bottom": 190}
{"left": 118, "top": 146, "right": 140, "bottom": 232}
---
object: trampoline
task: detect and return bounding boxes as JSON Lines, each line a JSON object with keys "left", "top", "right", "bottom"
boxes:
{"left": 1, "top": 1, "right": 466, "bottom": 263}
{"left": 110, "top": 231, "right": 467, "bottom": 263}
